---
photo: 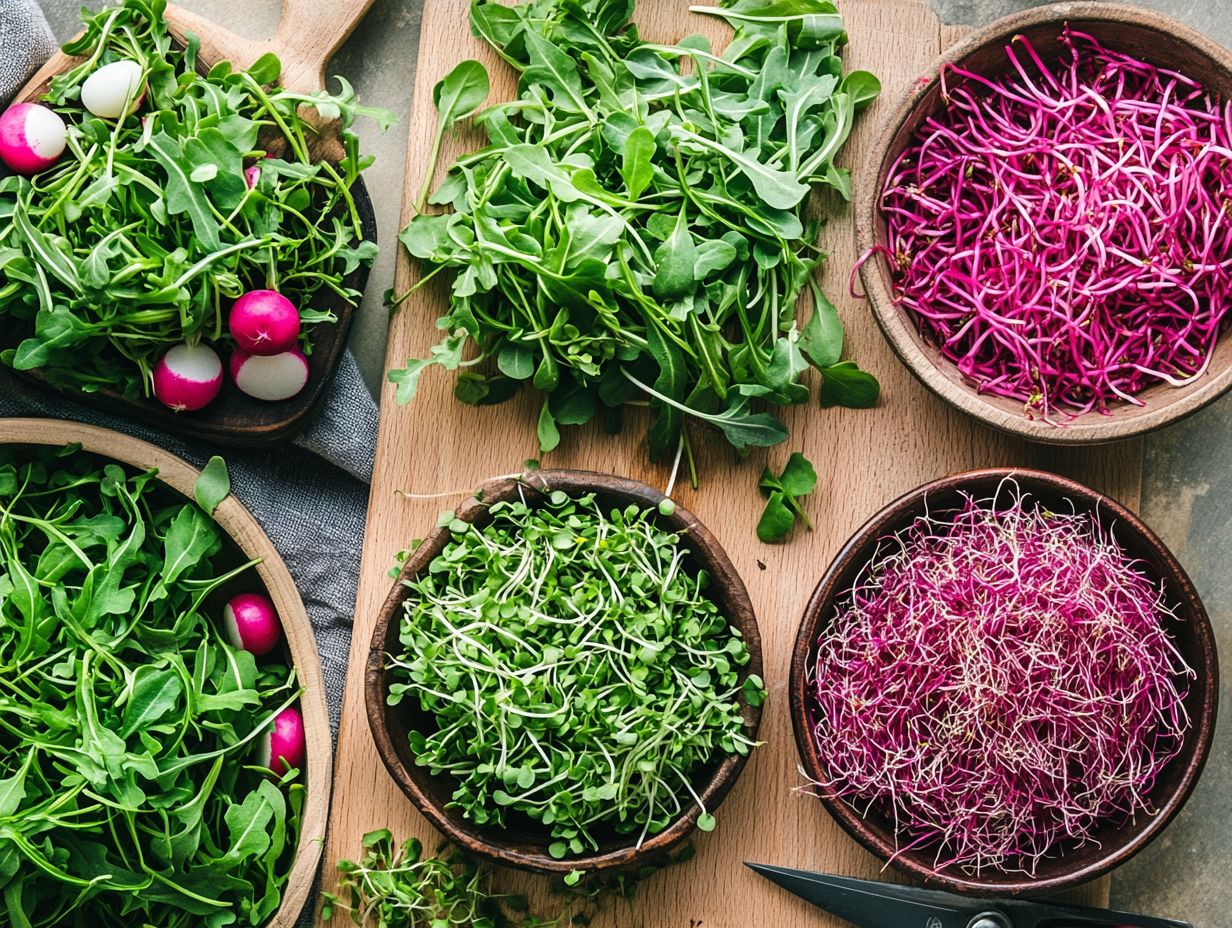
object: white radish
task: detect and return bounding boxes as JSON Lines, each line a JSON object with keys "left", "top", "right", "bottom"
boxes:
{"left": 81, "top": 60, "right": 145, "bottom": 119}
{"left": 0, "top": 103, "right": 67, "bottom": 175}
{"left": 152, "top": 343, "right": 223, "bottom": 412}
{"left": 229, "top": 290, "right": 301, "bottom": 356}
{"left": 223, "top": 593, "right": 283, "bottom": 656}
{"left": 230, "top": 348, "right": 309, "bottom": 402}
{"left": 257, "top": 706, "right": 306, "bottom": 777}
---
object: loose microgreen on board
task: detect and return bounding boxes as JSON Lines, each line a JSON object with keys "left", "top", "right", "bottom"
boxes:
{"left": 757, "top": 451, "right": 818, "bottom": 542}
{"left": 0, "top": 0, "right": 389, "bottom": 399}
{"left": 391, "top": 0, "right": 881, "bottom": 494}
{"left": 0, "top": 445, "right": 303, "bottom": 926}
{"left": 387, "top": 491, "right": 764, "bottom": 858}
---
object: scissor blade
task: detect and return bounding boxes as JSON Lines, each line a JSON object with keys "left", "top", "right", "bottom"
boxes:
{"left": 746, "top": 863, "right": 971, "bottom": 928}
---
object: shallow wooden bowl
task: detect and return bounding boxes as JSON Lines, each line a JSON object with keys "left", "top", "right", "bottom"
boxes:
{"left": 789, "top": 467, "right": 1218, "bottom": 896}
{"left": 0, "top": 417, "right": 332, "bottom": 927}
{"left": 366, "top": 469, "right": 764, "bottom": 875}
{"left": 856, "top": 2, "right": 1232, "bottom": 444}
{"left": 3, "top": 0, "right": 377, "bottom": 448}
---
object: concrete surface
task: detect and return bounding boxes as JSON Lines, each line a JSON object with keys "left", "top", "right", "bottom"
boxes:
{"left": 35, "top": 0, "right": 1232, "bottom": 924}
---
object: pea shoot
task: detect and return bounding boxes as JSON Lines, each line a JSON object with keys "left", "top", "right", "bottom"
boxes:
{"left": 387, "top": 490, "right": 764, "bottom": 858}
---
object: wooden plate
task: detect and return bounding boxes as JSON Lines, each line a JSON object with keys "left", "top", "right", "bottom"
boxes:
{"left": 365, "top": 469, "right": 764, "bottom": 875}
{"left": 856, "top": 2, "right": 1232, "bottom": 445}
{"left": 0, "top": 417, "right": 332, "bottom": 927}
{"left": 4, "top": 0, "right": 378, "bottom": 447}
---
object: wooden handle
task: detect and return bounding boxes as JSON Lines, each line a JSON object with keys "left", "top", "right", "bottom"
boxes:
{"left": 165, "top": 0, "right": 374, "bottom": 95}
{"left": 269, "top": 0, "right": 377, "bottom": 93}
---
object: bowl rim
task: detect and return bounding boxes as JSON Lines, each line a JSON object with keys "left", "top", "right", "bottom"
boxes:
{"left": 855, "top": 1, "right": 1232, "bottom": 445}
{"left": 788, "top": 466, "right": 1219, "bottom": 896}
{"left": 0, "top": 417, "right": 330, "bottom": 927}
{"left": 365, "top": 468, "right": 764, "bottom": 875}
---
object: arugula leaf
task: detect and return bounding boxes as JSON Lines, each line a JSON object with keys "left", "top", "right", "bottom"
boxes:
{"left": 194, "top": 455, "right": 231, "bottom": 515}
{"left": 758, "top": 451, "right": 817, "bottom": 542}
{"left": 820, "top": 360, "right": 880, "bottom": 408}
{"left": 417, "top": 60, "right": 490, "bottom": 210}
{"left": 621, "top": 125, "right": 657, "bottom": 199}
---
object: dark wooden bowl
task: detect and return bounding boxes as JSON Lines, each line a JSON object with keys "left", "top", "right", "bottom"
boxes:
{"left": 856, "top": 2, "right": 1232, "bottom": 445}
{"left": 366, "top": 469, "right": 764, "bottom": 875}
{"left": 789, "top": 468, "right": 1218, "bottom": 896}
{"left": 3, "top": 48, "right": 377, "bottom": 449}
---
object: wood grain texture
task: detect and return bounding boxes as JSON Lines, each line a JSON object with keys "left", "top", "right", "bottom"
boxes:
{"left": 323, "top": 2, "right": 1134, "bottom": 923}
{"left": 9, "top": 0, "right": 378, "bottom": 448}
{"left": 0, "top": 418, "right": 329, "bottom": 928}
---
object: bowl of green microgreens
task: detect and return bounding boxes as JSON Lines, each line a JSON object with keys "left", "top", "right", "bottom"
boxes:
{"left": 366, "top": 469, "right": 765, "bottom": 877}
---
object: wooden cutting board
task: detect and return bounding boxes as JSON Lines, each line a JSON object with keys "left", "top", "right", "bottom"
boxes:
{"left": 323, "top": 1, "right": 1132, "bottom": 923}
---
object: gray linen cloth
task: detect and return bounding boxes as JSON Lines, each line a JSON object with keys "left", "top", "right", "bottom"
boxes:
{"left": 0, "top": 4, "right": 377, "bottom": 741}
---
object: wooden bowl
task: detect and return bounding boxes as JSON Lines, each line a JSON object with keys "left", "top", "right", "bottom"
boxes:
{"left": 1, "top": 12, "right": 377, "bottom": 449}
{"left": 789, "top": 468, "right": 1218, "bottom": 896}
{"left": 0, "top": 417, "right": 332, "bottom": 927}
{"left": 856, "top": 2, "right": 1232, "bottom": 444}
{"left": 366, "top": 469, "right": 764, "bottom": 875}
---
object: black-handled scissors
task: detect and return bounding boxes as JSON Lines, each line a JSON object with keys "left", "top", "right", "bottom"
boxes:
{"left": 746, "top": 863, "right": 1191, "bottom": 928}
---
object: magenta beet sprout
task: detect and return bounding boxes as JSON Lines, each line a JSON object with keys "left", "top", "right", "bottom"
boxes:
{"left": 880, "top": 29, "right": 1232, "bottom": 421}
{"left": 808, "top": 483, "right": 1193, "bottom": 876}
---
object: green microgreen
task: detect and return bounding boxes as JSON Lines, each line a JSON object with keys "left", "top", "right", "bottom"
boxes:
{"left": 389, "top": 0, "right": 881, "bottom": 486}
{"left": 0, "top": 0, "right": 391, "bottom": 398}
{"left": 387, "top": 490, "right": 764, "bottom": 858}
{"left": 0, "top": 444, "right": 302, "bottom": 926}
{"left": 757, "top": 451, "right": 817, "bottom": 543}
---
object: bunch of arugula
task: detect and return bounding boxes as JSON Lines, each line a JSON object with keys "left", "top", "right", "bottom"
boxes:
{"left": 0, "top": 0, "right": 390, "bottom": 398}
{"left": 392, "top": 0, "right": 880, "bottom": 480}
{"left": 0, "top": 446, "right": 303, "bottom": 927}
{"left": 387, "top": 491, "right": 764, "bottom": 859}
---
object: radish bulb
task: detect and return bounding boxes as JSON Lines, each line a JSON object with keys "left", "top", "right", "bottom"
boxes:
{"left": 81, "top": 60, "right": 145, "bottom": 119}
{"left": 0, "top": 103, "right": 67, "bottom": 175}
{"left": 223, "top": 593, "right": 283, "bottom": 656}
{"left": 152, "top": 343, "right": 223, "bottom": 412}
{"left": 257, "top": 706, "right": 306, "bottom": 776}
{"left": 229, "top": 290, "right": 300, "bottom": 356}
{"left": 230, "top": 348, "right": 309, "bottom": 402}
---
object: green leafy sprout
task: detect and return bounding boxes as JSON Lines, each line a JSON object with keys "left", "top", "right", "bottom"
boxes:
{"left": 0, "top": 445, "right": 303, "bottom": 927}
{"left": 389, "top": 0, "right": 881, "bottom": 484}
{"left": 757, "top": 451, "right": 817, "bottom": 542}
{"left": 0, "top": 0, "right": 392, "bottom": 398}
{"left": 386, "top": 489, "right": 765, "bottom": 860}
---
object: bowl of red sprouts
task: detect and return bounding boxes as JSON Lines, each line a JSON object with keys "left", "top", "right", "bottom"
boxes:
{"left": 789, "top": 468, "right": 1217, "bottom": 895}
{"left": 856, "top": 3, "right": 1232, "bottom": 443}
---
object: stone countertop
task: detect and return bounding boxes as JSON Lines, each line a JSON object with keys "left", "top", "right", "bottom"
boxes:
{"left": 35, "top": 0, "right": 1232, "bottom": 924}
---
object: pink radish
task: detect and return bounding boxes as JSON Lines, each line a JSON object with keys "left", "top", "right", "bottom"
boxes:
{"left": 229, "top": 290, "right": 300, "bottom": 356}
{"left": 0, "top": 103, "right": 67, "bottom": 175}
{"left": 223, "top": 593, "right": 283, "bottom": 656}
{"left": 230, "top": 347, "right": 309, "bottom": 402}
{"left": 152, "top": 343, "right": 223, "bottom": 412}
{"left": 257, "top": 706, "right": 305, "bottom": 776}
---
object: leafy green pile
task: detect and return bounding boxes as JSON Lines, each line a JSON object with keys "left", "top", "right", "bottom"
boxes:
{"left": 323, "top": 829, "right": 697, "bottom": 927}
{"left": 324, "top": 831, "right": 559, "bottom": 928}
{"left": 393, "top": 0, "right": 880, "bottom": 474}
{"left": 0, "top": 446, "right": 302, "bottom": 927}
{"left": 388, "top": 490, "right": 764, "bottom": 859}
{"left": 0, "top": 0, "right": 388, "bottom": 397}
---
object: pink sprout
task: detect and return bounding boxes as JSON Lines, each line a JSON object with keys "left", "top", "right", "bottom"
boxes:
{"left": 880, "top": 29, "right": 1232, "bottom": 421}
{"left": 808, "top": 484, "right": 1193, "bottom": 876}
